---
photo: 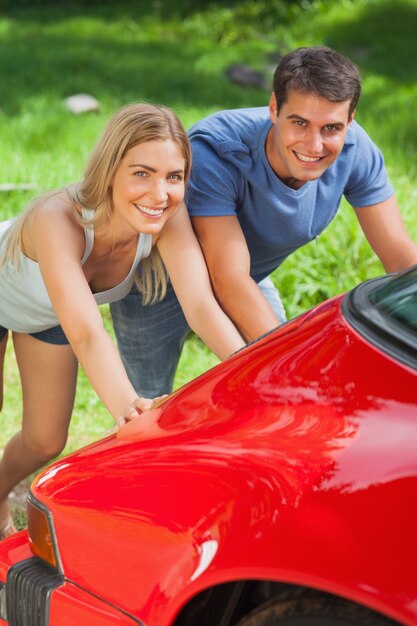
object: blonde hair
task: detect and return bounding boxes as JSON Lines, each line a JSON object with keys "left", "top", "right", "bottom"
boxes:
{"left": 0, "top": 102, "right": 191, "bottom": 304}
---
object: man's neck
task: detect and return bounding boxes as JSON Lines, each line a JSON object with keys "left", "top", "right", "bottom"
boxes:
{"left": 283, "top": 177, "right": 305, "bottom": 190}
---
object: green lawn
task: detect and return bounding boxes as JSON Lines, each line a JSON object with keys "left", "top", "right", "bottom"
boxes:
{"left": 1, "top": 0, "right": 416, "bottom": 455}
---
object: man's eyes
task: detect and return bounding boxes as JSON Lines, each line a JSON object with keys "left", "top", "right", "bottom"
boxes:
{"left": 292, "top": 121, "right": 342, "bottom": 132}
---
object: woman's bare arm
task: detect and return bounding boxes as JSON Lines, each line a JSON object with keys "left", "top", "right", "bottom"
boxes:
{"left": 156, "top": 204, "right": 246, "bottom": 359}
{"left": 30, "top": 205, "right": 153, "bottom": 423}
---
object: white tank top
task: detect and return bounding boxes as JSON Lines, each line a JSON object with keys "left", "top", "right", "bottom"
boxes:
{"left": 0, "top": 209, "right": 152, "bottom": 333}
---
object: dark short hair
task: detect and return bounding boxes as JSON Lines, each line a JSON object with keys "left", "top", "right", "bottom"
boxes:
{"left": 273, "top": 46, "right": 361, "bottom": 118}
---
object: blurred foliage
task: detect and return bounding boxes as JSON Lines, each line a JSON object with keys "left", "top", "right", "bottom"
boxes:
{"left": 0, "top": 0, "right": 313, "bottom": 12}
{"left": 0, "top": 0, "right": 316, "bottom": 48}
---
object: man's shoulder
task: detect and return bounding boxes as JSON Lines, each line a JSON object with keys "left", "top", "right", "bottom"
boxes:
{"left": 333, "top": 120, "right": 380, "bottom": 174}
{"left": 344, "top": 119, "right": 374, "bottom": 148}
{"left": 188, "top": 107, "right": 270, "bottom": 147}
{"left": 330, "top": 119, "right": 393, "bottom": 206}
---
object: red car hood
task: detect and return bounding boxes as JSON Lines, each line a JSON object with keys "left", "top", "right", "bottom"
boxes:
{"left": 31, "top": 295, "right": 417, "bottom": 624}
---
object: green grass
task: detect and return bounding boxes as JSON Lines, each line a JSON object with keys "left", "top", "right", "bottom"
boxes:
{"left": 1, "top": 0, "right": 417, "bottom": 457}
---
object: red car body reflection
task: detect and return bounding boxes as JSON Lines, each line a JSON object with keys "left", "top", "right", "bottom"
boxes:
{"left": 0, "top": 276, "right": 416, "bottom": 626}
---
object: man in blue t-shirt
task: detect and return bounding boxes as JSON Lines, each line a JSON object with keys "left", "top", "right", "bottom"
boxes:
{"left": 111, "top": 46, "right": 417, "bottom": 397}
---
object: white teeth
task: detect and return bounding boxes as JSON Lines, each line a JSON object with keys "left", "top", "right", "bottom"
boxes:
{"left": 295, "top": 152, "right": 322, "bottom": 163}
{"left": 135, "top": 204, "right": 165, "bottom": 216}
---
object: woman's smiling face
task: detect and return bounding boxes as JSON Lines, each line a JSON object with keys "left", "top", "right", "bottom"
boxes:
{"left": 111, "top": 139, "right": 186, "bottom": 236}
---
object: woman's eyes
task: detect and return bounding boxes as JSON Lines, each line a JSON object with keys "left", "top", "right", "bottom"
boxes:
{"left": 133, "top": 171, "right": 183, "bottom": 181}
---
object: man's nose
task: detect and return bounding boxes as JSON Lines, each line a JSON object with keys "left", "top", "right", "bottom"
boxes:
{"left": 305, "top": 129, "right": 323, "bottom": 154}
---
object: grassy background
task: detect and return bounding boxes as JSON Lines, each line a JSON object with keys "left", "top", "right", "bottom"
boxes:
{"left": 1, "top": 0, "right": 417, "bottom": 454}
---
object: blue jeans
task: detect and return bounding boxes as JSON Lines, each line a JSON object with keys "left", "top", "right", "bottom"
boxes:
{"left": 110, "top": 276, "right": 286, "bottom": 397}
{"left": 0, "top": 324, "right": 68, "bottom": 344}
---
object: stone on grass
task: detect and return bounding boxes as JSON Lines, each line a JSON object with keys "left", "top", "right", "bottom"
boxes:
{"left": 64, "top": 93, "right": 100, "bottom": 114}
{"left": 225, "top": 65, "right": 268, "bottom": 90}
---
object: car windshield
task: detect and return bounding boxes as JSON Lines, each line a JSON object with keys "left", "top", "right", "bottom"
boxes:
{"left": 369, "top": 266, "right": 417, "bottom": 332}
{"left": 342, "top": 265, "right": 417, "bottom": 370}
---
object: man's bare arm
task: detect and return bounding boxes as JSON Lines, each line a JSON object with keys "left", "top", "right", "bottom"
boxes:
{"left": 355, "top": 196, "right": 417, "bottom": 273}
{"left": 192, "top": 215, "right": 280, "bottom": 341}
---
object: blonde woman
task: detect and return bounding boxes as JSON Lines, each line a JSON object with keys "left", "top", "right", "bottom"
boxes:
{"left": 0, "top": 103, "right": 245, "bottom": 539}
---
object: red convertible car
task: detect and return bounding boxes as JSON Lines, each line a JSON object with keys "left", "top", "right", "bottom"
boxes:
{"left": 0, "top": 267, "right": 416, "bottom": 626}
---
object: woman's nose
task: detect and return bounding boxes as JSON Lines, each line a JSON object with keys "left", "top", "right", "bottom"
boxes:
{"left": 151, "top": 179, "right": 168, "bottom": 203}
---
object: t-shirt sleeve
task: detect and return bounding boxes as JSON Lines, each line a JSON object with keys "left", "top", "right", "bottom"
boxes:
{"left": 186, "top": 137, "right": 240, "bottom": 217}
{"left": 344, "top": 124, "right": 394, "bottom": 208}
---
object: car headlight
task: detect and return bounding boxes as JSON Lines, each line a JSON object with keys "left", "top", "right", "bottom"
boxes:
{"left": 27, "top": 493, "right": 61, "bottom": 572}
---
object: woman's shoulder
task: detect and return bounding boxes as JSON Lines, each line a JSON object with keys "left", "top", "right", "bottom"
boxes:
{"left": 23, "top": 188, "right": 85, "bottom": 259}
{"left": 29, "top": 188, "right": 82, "bottom": 229}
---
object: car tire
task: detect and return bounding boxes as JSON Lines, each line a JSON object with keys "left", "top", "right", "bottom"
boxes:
{"left": 235, "top": 592, "right": 399, "bottom": 626}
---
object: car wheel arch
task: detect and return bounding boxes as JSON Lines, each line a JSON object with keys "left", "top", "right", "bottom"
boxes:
{"left": 170, "top": 580, "right": 403, "bottom": 626}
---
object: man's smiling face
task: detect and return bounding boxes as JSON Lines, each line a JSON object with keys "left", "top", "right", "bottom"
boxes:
{"left": 266, "top": 89, "right": 354, "bottom": 189}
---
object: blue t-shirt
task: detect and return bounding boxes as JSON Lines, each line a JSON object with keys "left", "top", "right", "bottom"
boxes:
{"left": 185, "top": 107, "right": 394, "bottom": 281}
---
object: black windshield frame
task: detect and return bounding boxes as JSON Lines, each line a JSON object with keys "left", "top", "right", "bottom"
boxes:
{"left": 342, "top": 268, "right": 417, "bottom": 370}
{"left": 369, "top": 266, "right": 417, "bottom": 331}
